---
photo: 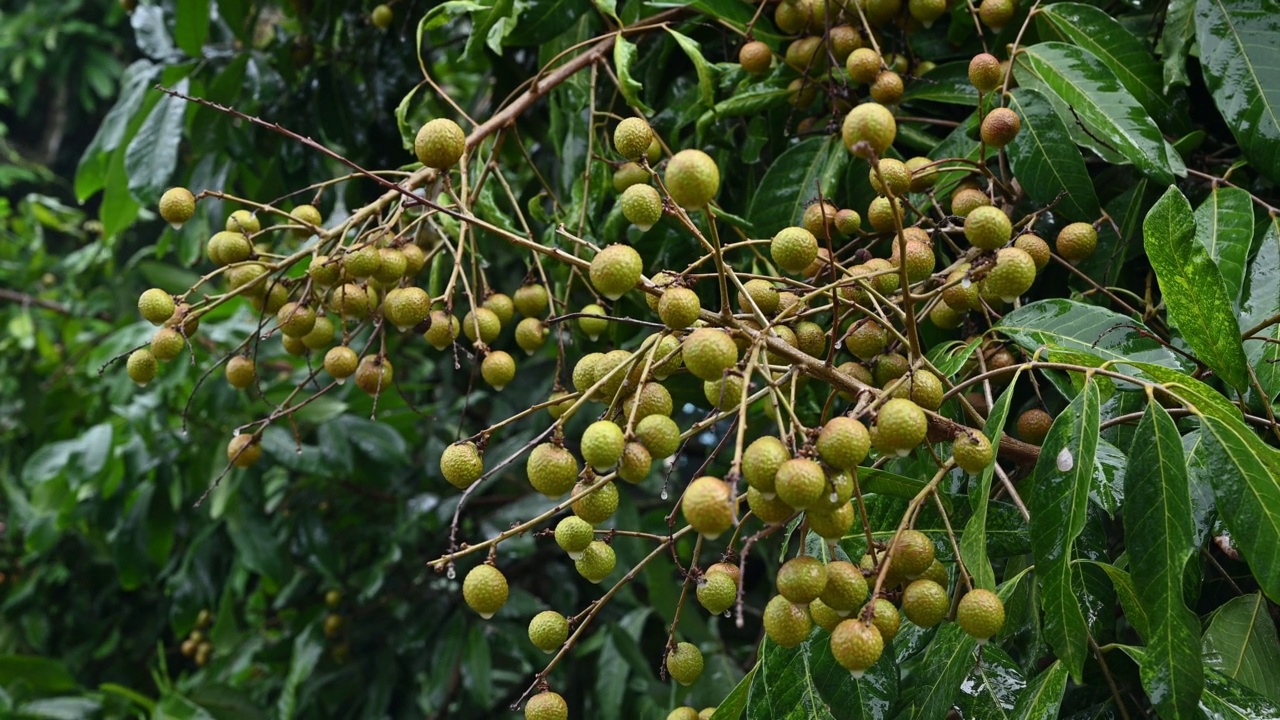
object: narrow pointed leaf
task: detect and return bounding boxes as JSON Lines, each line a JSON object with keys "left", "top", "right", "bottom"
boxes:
{"left": 745, "top": 629, "right": 897, "bottom": 719}
{"left": 174, "top": 0, "right": 211, "bottom": 57}
{"left": 1203, "top": 593, "right": 1280, "bottom": 703}
{"left": 996, "top": 299, "right": 1187, "bottom": 371}
{"left": 1120, "top": 647, "right": 1280, "bottom": 719}
{"left": 1161, "top": 0, "right": 1196, "bottom": 91}
{"left": 613, "top": 35, "right": 653, "bottom": 114}
{"left": 124, "top": 78, "right": 189, "bottom": 205}
{"left": 665, "top": 29, "right": 715, "bottom": 109}
{"left": 1010, "top": 660, "right": 1068, "bottom": 720}
{"left": 746, "top": 136, "right": 847, "bottom": 236}
{"left": 960, "top": 367, "right": 1024, "bottom": 592}
{"left": 1079, "top": 560, "right": 1149, "bottom": 640}
{"left": 1143, "top": 185, "right": 1250, "bottom": 391}
{"left": 1029, "top": 378, "right": 1101, "bottom": 683}
{"left": 1240, "top": 219, "right": 1280, "bottom": 401}
{"left": 1195, "top": 0, "right": 1280, "bottom": 183}
{"left": 1016, "top": 42, "right": 1179, "bottom": 184}
{"left": 1005, "top": 88, "right": 1100, "bottom": 221}
{"left": 1125, "top": 401, "right": 1203, "bottom": 718}
{"left": 1193, "top": 187, "right": 1254, "bottom": 307}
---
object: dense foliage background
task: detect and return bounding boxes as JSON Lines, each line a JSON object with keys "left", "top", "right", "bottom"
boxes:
{"left": 2, "top": 0, "right": 1279, "bottom": 718}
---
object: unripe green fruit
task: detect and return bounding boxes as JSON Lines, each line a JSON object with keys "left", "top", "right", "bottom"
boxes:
{"left": 1017, "top": 408, "right": 1053, "bottom": 444}
{"left": 276, "top": 302, "right": 316, "bottom": 338}
{"left": 127, "top": 348, "right": 158, "bottom": 386}
{"left": 739, "top": 40, "right": 773, "bottom": 74}
{"left": 869, "top": 71, "right": 904, "bottom": 105}
{"left": 771, "top": 226, "right": 819, "bottom": 275}
{"left": 664, "top": 149, "right": 720, "bottom": 210}
{"left": 578, "top": 303, "right": 609, "bottom": 341}
{"left": 324, "top": 345, "right": 359, "bottom": 382}
{"left": 226, "top": 434, "right": 262, "bottom": 468}
{"left": 942, "top": 265, "right": 981, "bottom": 311}
{"left": 785, "top": 36, "right": 827, "bottom": 74}
{"left": 590, "top": 244, "right": 643, "bottom": 300}
{"left": 161, "top": 302, "right": 198, "bottom": 337}
{"left": 908, "top": 0, "right": 946, "bottom": 25}
{"left": 342, "top": 245, "right": 381, "bottom": 280}
{"left": 546, "top": 391, "right": 572, "bottom": 419}
{"left": 891, "top": 529, "right": 935, "bottom": 578}
{"left": 964, "top": 205, "right": 1012, "bottom": 250}
{"left": 888, "top": 369, "right": 944, "bottom": 411}
{"left": 820, "top": 561, "right": 868, "bottom": 613}
{"left": 527, "top": 443, "right": 579, "bottom": 498}
{"left": 462, "top": 564, "right": 508, "bottom": 619}
{"left": 159, "top": 187, "right": 196, "bottom": 228}
{"left": 743, "top": 436, "right": 789, "bottom": 496}
{"left": 748, "top": 486, "right": 795, "bottom": 524}
{"left": 593, "top": 349, "right": 634, "bottom": 402}
{"left": 138, "top": 288, "right": 176, "bottom": 325}
{"left": 682, "top": 328, "right": 737, "bottom": 381}
{"left": 738, "top": 279, "right": 780, "bottom": 316}
{"left": 867, "top": 196, "right": 903, "bottom": 234}
{"left": 308, "top": 255, "right": 341, "bottom": 287}
{"left": 810, "top": 598, "right": 843, "bottom": 631}
{"left": 902, "top": 579, "right": 949, "bottom": 627}
{"left": 1014, "top": 233, "right": 1051, "bottom": 271}
{"left": 581, "top": 420, "right": 625, "bottom": 471}
{"left": 802, "top": 200, "right": 838, "bottom": 239}
{"left": 150, "top": 328, "right": 185, "bottom": 361}
{"left": 525, "top": 692, "right": 568, "bottom": 720}
{"left": 968, "top": 53, "right": 1003, "bottom": 93}
{"left": 226, "top": 263, "right": 267, "bottom": 296}
{"left": 401, "top": 243, "right": 426, "bottom": 277}
{"left": 809, "top": 501, "right": 855, "bottom": 540}
{"left": 415, "top": 118, "right": 466, "bottom": 169}
{"left": 613, "top": 162, "right": 650, "bottom": 192}
{"left": 658, "top": 287, "right": 701, "bottom": 330}
{"left": 950, "top": 187, "right": 991, "bottom": 218}
{"left": 984, "top": 247, "right": 1037, "bottom": 302}
{"left": 815, "top": 469, "right": 854, "bottom": 513}
{"left": 667, "top": 709, "right": 699, "bottom": 720}
{"left": 869, "top": 158, "right": 911, "bottom": 197}
{"left": 794, "top": 321, "right": 827, "bottom": 357}
{"left": 763, "top": 595, "right": 813, "bottom": 648}
{"left": 704, "top": 375, "right": 743, "bottom": 411}
{"left": 845, "top": 318, "right": 887, "bottom": 361}
{"left": 481, "top": 350, "right": 517, "bottom": 391}
{"left": 872, "top": 398, "right": 928, "bottom": 456}
{"left": 957, "top": 588, "right": 1005, "bottom": 643}
{"left": 555, "top": 516, "right": 594, "bottom": 557}
{"left": 846, "top": 48, "right": 881, "bottom": 84}
{"left": 303, "top": 320, "right": 334, "bottom": 350}
{"left": 773, "top": 0, "right": 805, "bottom": 33}
{"left": 425, "top": 310, "right": 461, "bottom": 350}
{"left": 872, "top": 352, "right": 909, "bottom": 388}
{"left": 575, "top": 540, "right": 616, "bottom": 583}
{"left": 225, "top": 355, "right": 255, "bottom": 389}
{"left": 904, "top": 156, "right": 938, "bottom": 191}
{"left": 647, "top": 271, "right": 678, "bottom": 311}
{"left": 620, "top": 184, "right": 663, "bottom": 231}
{"left": 981, "top": 107, "right": 1021, "bottom": 148}
{"left": 513, "top": 284, "right": 549, "bottom": 318}
{"left": 636, "top": 414, "right": 681, "bottom": 458}
{"left": 621, "top": 382, "right": 673, "bottom": 421}
{"left": 835, "top": 209, "right": 862, "bottom": 235}
{"left": 777, "top": 556, "right": 828, "bottom": 604}
{"left": 817, "top": 416, "right": 871, "bottom": 469}
{"left": 920, "top": 559, "right": 949, "bottom": 588}
{"left": 1056, "top": 222, "right": 1098, "bottom": 263}
{"left": 862, "top": 597, "right": 901, "bottom": 642}
{"left": 373, "top": 248, "right": 408, "bottom": 284}
{"left": 697, "top": 571, "right": 737, "bottom": 614}
{"left": 829, "top": 25, "right": 861, "bottom": 62}
{"left": 515, "top": 317, "right": 547, "bottom": 355}
{"left": 928, "top": 303, "right": 963, "bottom": 332}
{"left": 462, "top": 306, "right": 502, "bottom": 345}
{"left": 225, "top": 209, "right": 260, "bottom": 235}
{"left": 979, "top": 0, "right": 1016, "bottom": 30}
{"left": 371, "top": 3, "right": 393, "bottom": 29}
{"left": 383, "top": 287, "right": 430, "bottom": 331}
{"left": 208, "top": 230, "right": 252, "bottom": 266}
{"left": 891, "top": 238, "right": 936, "bottom": 284}
{"left": 682, "top": 476, "right": 735, "bottom": 539}
{"left": 291, "top": 204, "right": 322, "bottom": 237}
{"left": 572, "top": 480, "right": 620, "bottom": 524}
{"left": 666, "top": 642, "right": 704, "bottom": 686}
{"left": 572, "top": 352, "right": 604, "bottom": 398}
{"left": 440, "top": 441, "right": 484, "bottom": 490}
{"left": 775, "top": 458, "right": 826, "bottom": 510}
{"left": 528, "top": 611, "right": 569, "bottom": 653}
{"left": 616, "top": 442, "right": 652, "bottom": 484}
{"left": 864, "top": 0, "right": 902, "bottom": 24}
{"left": 842, "top": 102, "right": 896, "bottom": 159}
{"left": 830, "top": 620, "right": 883, "bottom": 677}
{"left": 614, "top": 117, "right": 654, "bottom": 160}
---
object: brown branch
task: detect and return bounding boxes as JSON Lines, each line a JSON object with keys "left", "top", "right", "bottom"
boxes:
{"left": 0, "top": 288, "right": 112, "bottom": 321}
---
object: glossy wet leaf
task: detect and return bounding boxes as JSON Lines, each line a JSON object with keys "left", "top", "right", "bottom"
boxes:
{"left": 1089, "top": 439, "right": 1125, "bottom": 517}
{"left": 1125, "top": 401, "right": 1203, "bottom": 718}
{"left": 1203, "top": 593, "right": 1280, "bottom": 703}
{"left": 1161, "top": 0, "right": 1196, "bottom": 91}
{"left": 956, "top": 644, "right": 1025, "bottom": 718}
{"left": 1195, "top": 0, "right": 1280, "bottom": 183}
{"left": 960, "top": 367, "right": 1024, "bottom": 592}
{"left": 1200, "top": 667, "right": 1280, "bottom": 719}
{"left": 746, "top": 136, "right": 847, "bottom": 238}
{"left": 900, "top": 61, "right": 979, "bottom": 106}
{"left": 925, "top": 337, "right": 983, "bottom": 379}
{"left": 996, "top": 299, "right": 1186, "bottom": 371}
{"left": 1192, "top": 187, "right": 1255, "bottom": 308}
{"left": 1005, "top": 88, "right": 1100, "bottom": 221}
{"left": 745, "top": 629, "right": 898, "bottom": 719}
{"left": 1240, "top": 220, "right": 1280, "bottom": 402}
{"left": 1016, "top": 42, "right": 1179, "bottom": 184}
{"left": 1010, "top": 660, "right": 1068, "bottom": 720}
{"left": 613, "top": 36, "right": 652, "bottom": 114}
{"left": 510, "top": 0, "right": 593, "bottom": 45}
{"left": 124, "top": 78, "right": 188, "bottom": 204}
{"left": 1080, "top": 560, "right": 1149, "bottom": 640}
{"left": 174, "top": 0, "right": 211, "bottom": 57}
{"left": 1029, "top": 378, "right": 1101, "bottom": 683}
{"left": 665, "top": 29, "right": 715, "bottom": 109}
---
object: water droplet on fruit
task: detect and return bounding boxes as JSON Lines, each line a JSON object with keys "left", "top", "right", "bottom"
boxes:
{"left": 446, "top": 566, "right": 456, "bottom": 580}
{"left": 660, "top": 490, "right": 669, "bottom": 500}
{"left": 961, "top": 278, "right": 972, "bottom": 289}
{"left": 1056, "top": 447, "right": 1074, "bottom": 472}
{"left": 830, "top": 491, "right": 839, "bottom": 503}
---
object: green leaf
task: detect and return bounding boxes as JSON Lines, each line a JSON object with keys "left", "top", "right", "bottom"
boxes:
{"left": 961, "top": 367, "right": 1024, "bottom": 592}
{"left": 1005, "top": 87, "right": 1100, "bottom": 221}
{"left": 613, "top": 36, "right": 652, "bottom": 114}
{"left": 746, "top": 136, "right": 847, "bottom": 238}
{"left": 1143, "top": 184, "right": 1250, "bottom": 391}
{"left": 688, "top": 0, "right": 784, "bottom": 45}
{"left": 708, "top": 664, "right": 756, "bottom": 720}
{"left": 1193, "top": 186, "right": 1254, "bottom": 307}
{"left": 1195, "top": 0, "right": 1280, "bottom": 183}
{"left": 900, "top": 61, "right": 979, "bottom": 105}
{"left": 511, "top": 0, "right": 593, "bottom": 45}
{"left": 1125, "top": 401, "right": 1203, "bottom": 718}
{"left": 857, "top": 466, "right": 932, "bottom": 503}
{"left": 1203, "top": 593, "right": 1280, "bottom": 703}
{"left": 0, "top": 656, "right": 78, "bottom": 695}
{"left": 955, "top": 645, "right": 1025, "bottom": 717}
{"left": 174, "top": 0, "right": 210, "bottom": 57}
{"left": 276, "top": 627, "right": 323, "bottom": 720}
{"left": 1201, "top": 666, "right": 1280, "bottom": 719}
{"left": 1016, "top": 42, "right": 1180, "bottom": 184}
{"left": 924, "top": 336, "right": 982, "bottom": 379}
{"left": 996, "top": 299, "right": 1188, "bottom": 371}
{"left": 1036, "top": 3, "right": 1188, "bottom": 133}
{"left": 1081, "top": 560, "right": 1149, "bottom": 640}
{"left": 102, "top": 146, "right": 141, "bottom": 238}
{"left": 124, "top": 78, "right": 188, "bottom": 205}
{"left": 665, "top": 29, "right": 715, "bottom": 109}
{"left": 1029, "top": 378, "right": 1101, "bottom": 683}
{"left": 75, "top": 60, "right": 158, "bottom": 202}
{"left": 744, "top": 630, "right": 897, "bottom": 719}
{"left": 592, "top": 0, "right": 618, "bottom": 24}
{"left": 1009, "top": 660, "right": 1068, "bottom": 720}
{"left": 1241, "top": 219, "right": 1280, "bottom": 402}
{"left": 421, "top": 0, "right": 489, "bottom": 31}
{"left": 1161, "top": 0, "right": 1195, "bottom": 92}
{"left": 1197, "top": 414, "right": 1280, "bottom": 604}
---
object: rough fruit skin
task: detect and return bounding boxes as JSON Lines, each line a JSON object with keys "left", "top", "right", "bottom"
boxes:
{"left": 276, "top": 302, "right": 317, "bottom": 338}
{"left": 525, "top": 692, "right": 568, "bottom": 720}
{"left": 127, "top": 348, "right": 158, "bottom": 386}
{"left": 329, "top": 283, "right": 370, "bottom": 320}
{"left": 291, "top": 204, "right": 323, "bottom": 236}
{"left": 891, "top": 529, "right": 936, "bottom": 579}
{"left": 863, "top": 598, "right": 901, "bottom": 642}
{"left": 842, "top": 103, "right": 896, "bottom": 159}
{"left": 951, "top": 187, "right": 991, "bottom": 217}
{"left": 1017, "top": 408, "right": 1053, "bottom": 444}
{"left": 969, "top": 53, "right": 1002, "bottom": 92}
{"left": 424, "top": 311, "right": 460, "bottom": 350}
{"left": 441, "top": 442, "right": 484, "bottom": 490}
{"left": 664, "top": 149, "right": 720, "bottom": 209}
{"left": 794, "top": 321, "right": 827, "bottom": 357}
{"left": 528, "top": 611, "right": 569, "bottom": 653}
{"left": 613, "top": 162, "right": 649, "bottom": 192}
{"left": 572, "top": 480, "right": 619, "bottom": 524}
{"left": 1056, "top": 222, "right": 1098, "bottom": 263}
{"left": 667, "top": 709, "right": 700, "bottom": 720}
{"left": 225, "top": 356, "right": 256, "bottom": 389}
{"left": 590, "top": 244, "right": 643, "bottom": 300}
{"left": 964, "top": 205, "right": 1012, "bottom": 250}
{"left": 636, "top": 414, "right": 681, "bottom": 458}
{"left": 981, "top": 107, "right": 1021, "bottom": 148}
{"left": 891, "top": 238, "right": 936, "bottom": 284}
{"left": 225, "top": 209, "right": 260, "bottom": 235}
{"left": 374, "top": 248, "right": 408, "bottom": 284}
{"left": 890, "top": 369, "right": 944, "bottom": 411}
{"left": 515, "top": 317, "right": 547, "bottom": 355}
{"left": 226, "top": 434, "right": 262, "bottom": 468}
{"left": 979, "top": 0, "right": 1016, "bottom": 29}
{"left": 830, "top": 620, "right": 884, "bottom": 676}
{"left": 846, "top": 48, "right": 881, "bottom": 84}
{"left": 138, "top": 288, "right": 176, "bottom": 325}
{"left": 682, "top": 476, "right": 735, "bottom": 539}
{"left": 743, "top": 436, "right": 789, "bottom": 495}
{"left": 748, "top": 486, "right": 794, "bottom": 524}
{"left": 682, "top": 328, "right": 737, "bottom": 381}
{"left": 739, "top": 40, "right": 773, "bottom": 74}
{"left": 527, "top": 443, "right": 579, "bottom": 498}
{"left": 952, "top": 430, "right": 994, "bottom": 473}
{"left": 578, "top": 304, "right": 609, "bottom": 341}
{"left": 514, "top": 284, "right": 550, "bottom": 318}
{"left": 985, "top": 247, "right": 1037, "bottom": 302}
{"left": 617, "top": 442, "right": 652, "bottom": 484}
{"left": 462, "top": 564, "right": 508, "bottom": 619}
{"left": 820, "top": 561, "right": 868, "bottom": 613}
{"left": 957, "top": 589, "right": 1006, "bottom": 642}
{"left": 324, "top": 346, "right": 359, "bottom": 381}
{"left": 581, "top": 421, "right": 625, "bottom": 471}
{"left": 873, "top": 398, "right": 928, "bottom": 456}
{"left": 659, "top": 287, "right": 701, "bottom": 330}
{"left": 908, "top": 0, "right": 947, "bottom": 25}
{"left": 810, "top": 598, "right": 844, "bottom": 632}
{"left": 845, "top": 319, "right": 887, "bottom": 361}
{"left": 869, "top": 158, "right": 911, "bottom": 196}
{"left": 866, "top": 196, "right": 902, "bottom": 233}
{"left": 383, "top": 287, "right": 430, "bottom": 331}
{"left": 802, "top": 201, "right": 839, "bottom": 239}
{"left": 771, "top": 226, "right": 819, "bottom": 275}
{"left": 1014, "top": 233, "right": 1051, "bottom": 271}
{"left": 575, "top": 540, "right": 616, "bottom": 583}
{"left": 817, "top": 417, "right": 871, "bottom": 469}
{"left": 869, "top": 71, "right": 904, "bottom": 105}
{"left": 415, "top": 118, "right": 466, "bottom": 169}
{"left": 703, "top": 375, "right": 743, "bottom": 411}
{"left": 302, "top": 315, "right": 336, "bottom": 350}
{"left": 763, "top": 595, "right": 813, "bottom": 648}
{"left": 355, "top": 355, "right": 394, "bottom": 394}
{"left": 666, "top": 642, "right": 704, "bottom": 686}
{"left": 159, "top": 187, "right": 196, "bottom": 227}
{"left": 777, "top": 556, "right": 829, "bottom": 604}
{"left": 697, "top": 571, "right": 737, "bottom": 614}
{"left": 620, "top": 184, "right": 663, "bottom": 230}
{"left": 774, "top": 458, "right": 826, "bottom": 510}
{"left": 554, "top": 516, "right": 594, "bottom": 556}
{"left": 809, "top": 502, "right": 854, "bottom": 540}
{"left": 738, "top": 279, "right": 781, "bottom": 315}
{"left": 481, "top": 350, "right": 517, "bottom": 390}
{"left": 150, "top": 328, "right": 185, "bottom": 361}
{"left": 462, "top": 307, "right": 502, "bottom": 345}
{"left": 902, "top": 580, "right": 949, "bottom": 627}
{"left": 614, "top": 117, "right": 654, "bottom": 161}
